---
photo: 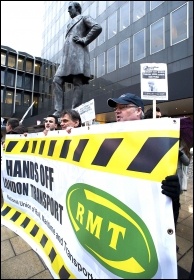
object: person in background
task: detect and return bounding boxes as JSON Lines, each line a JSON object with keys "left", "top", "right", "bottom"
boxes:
{"left": 60, "top": 109, "right": 81, "bottom": 132}
{"left": 4, "top": 118, "right": 28, "bottom": 150}
{"left": 144, "top": 107, "right": 162, "bottom": 119}
{"left": 43, "top": 114, "right": 59, "bottom": 135}
{"left": 107, "top": 93, "right": 181, "bottom": 228}
{"left": 6, "top": 118, "right": 28, "bottom": 134}
{"left": 177, "top": 138, "right": 191, "bottom": 193}
{"left": 172, "top": 137, "right": 192, "bottom": 251}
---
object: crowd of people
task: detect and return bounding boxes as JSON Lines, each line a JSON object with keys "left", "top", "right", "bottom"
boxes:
{"left": 1, "top": 92, "right": 193, "bottom": 278}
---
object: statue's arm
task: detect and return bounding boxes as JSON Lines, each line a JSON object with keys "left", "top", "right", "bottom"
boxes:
{"left": 73, "top": 16, "right": 102, "bottom": 46}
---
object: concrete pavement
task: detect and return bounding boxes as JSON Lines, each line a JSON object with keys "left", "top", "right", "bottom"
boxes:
{"left": 1, "top": 170, "right": 193, "bottom": 279}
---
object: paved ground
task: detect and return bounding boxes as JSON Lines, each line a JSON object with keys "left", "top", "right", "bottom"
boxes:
{"left": 1, "top": 166, "right": 193, "bottom": 279}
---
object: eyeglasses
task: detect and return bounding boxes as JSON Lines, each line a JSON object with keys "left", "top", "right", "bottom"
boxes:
{"left": 45, "top": 120, "right": 54, "bottom": 123}
{"left": 113, "top": 105, "right": 138, "bottom": 111}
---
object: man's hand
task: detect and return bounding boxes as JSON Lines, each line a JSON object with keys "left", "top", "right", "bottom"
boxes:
{"left": 161, "top": 175, "right": 180, "bottom": 199}
{"left": 73, "top": 36, "right": 85, "bottom": 45}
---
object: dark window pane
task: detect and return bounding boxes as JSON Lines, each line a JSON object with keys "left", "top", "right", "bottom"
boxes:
{"left": 25, "top": 75, "right": 32, "bottom": 90}
{"left": 7, "top": 71, "right": 15, "bottom": 86}
{"left": 17, "top": 73, "right": 23, "bottom": 88}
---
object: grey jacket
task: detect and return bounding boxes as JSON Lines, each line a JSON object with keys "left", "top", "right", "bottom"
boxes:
{"left": 55, "top": 15, "right": 102, "bottom": 84}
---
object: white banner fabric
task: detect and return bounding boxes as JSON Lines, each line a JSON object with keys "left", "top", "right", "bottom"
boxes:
{"left": 1, "top": 118, "right": 180, "bottom": 279}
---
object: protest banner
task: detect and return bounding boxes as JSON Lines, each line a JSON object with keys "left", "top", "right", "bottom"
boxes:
{"left": 1, "top": 118, "right": 179, "bottom": 279}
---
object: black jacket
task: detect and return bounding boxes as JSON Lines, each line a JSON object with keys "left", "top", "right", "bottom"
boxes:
{"left": 7, "top": 125, "right": 28, "bottom": 134}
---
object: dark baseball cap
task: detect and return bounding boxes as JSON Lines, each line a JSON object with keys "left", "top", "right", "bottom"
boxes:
{"left": 107, "top": 93, "right": 144, "bottom": 112}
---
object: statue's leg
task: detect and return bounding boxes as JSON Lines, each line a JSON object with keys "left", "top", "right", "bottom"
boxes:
{"left": 72, "top": 75, "right": 83, "bottom": 109}
{"left": 53, "top": 76, "right": 64, "bottom": 115}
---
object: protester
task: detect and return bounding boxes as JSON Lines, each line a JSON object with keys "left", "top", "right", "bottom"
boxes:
{"left": 6, "top": 118, "right": 28, "bottom": 134}
{"left": 108, "top": 93, "right": 144, "bottom": 121}
{"left": 107, "top": 93, "right": 181, "bottom": 227}
{"left": 3, "top": 118, "right": 28, "bottom": 150}
{"left": 178, "top": 138, "right": 191, "bottom": 193}
{"left": 144, "top": 107, "right": 162, "bottom": 118}
{"left": 43, "top": 114, "right": 59, "bottom": 135}
{"left": 60, "top": 109, "right": 81, "bottom": 133}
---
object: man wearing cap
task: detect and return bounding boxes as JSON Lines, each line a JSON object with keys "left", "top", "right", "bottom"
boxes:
{"left": 107, "top": 93, "right": 144, "bottom": 121}
{"left": 107, "top": 93, "right": 181, "bottom": 234}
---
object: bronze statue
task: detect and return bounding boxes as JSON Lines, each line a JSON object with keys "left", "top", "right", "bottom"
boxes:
{"left": 53, "top": 2, "right": 102, "bottom": 117}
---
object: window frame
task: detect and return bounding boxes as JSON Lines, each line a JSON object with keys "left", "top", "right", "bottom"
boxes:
{"left": 133, "top": 29, "right": 146, "bottom": 62}
{"left": 170, "top": 2, "right": 189, "bottom": 46}
{"left": 107, "top": 46, "right": 116, "bottom": 74}
{"left": 150, "top": 17, "right": 165, "bottom": 54}
{"left": 119, "top": 38, "right": 130, "bottom": 68}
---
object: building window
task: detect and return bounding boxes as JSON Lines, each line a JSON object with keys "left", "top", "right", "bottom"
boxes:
{"left": 150, "top": 1, "right": 164, "bottom": 11}
{"left": 26, "top": 60, "right": 33, "bottom": 72}
{"left": 97, "top": 52, "right": 105, "bottom": 78}
{"left": 133, "top": 1, "right": 145, "bottom": 22}
{"left": 17, "top": 73, "right": 23, "bottom": 88}
{"left": 133, "top": 29, "right": 145, "bottom": 61}
{"left": 170, "top": 3, "right": 188, "bottom": 46}
{"left": 89, "top": 2, "right": 97, "bottom": 19}
{"left": 5, "top": 90, "right": 13, "bottom": 104}
{"left": 1, "top": 89, "right": 4, "bottom": 103}
{"left": 25, "top": 75, "right": 32, "bottom": 90}
{"left": 107, "top": 46, "right": 116, "bottom": 73}
{"left": 120, "top": 2, "right": 130, "bottom": 31}
{"left": 1, "top": 52, "right": 6, "bottom": 65}
{"left": 150, "top": 18, "right": 165, "bottom": 54}
{"left": 90, "top": 58, "right": 95, "bottom": 79}
{"left": 18, "top": 57, "right": 24, "bottom": 70}
{"left": 108, "top": 11, "right": 117, "bottom": 39}
{"left": 89, "top": 39, "right": 96, "bottom": 52}
{"left": 119, "top": 38, "right": 130, "bottom": 68}
{"left": 24, "top": 94, "right": 31, "bottom": 106}
{"left": 98, "top": 1, "right": 106, "bottom": 16}
{"left": 34, "top": 76, "right": 40, "bottom": 92}
{"left": 1, "top": 70, "right": 5, "bottom": 84}
{"left": 107, "top": 1, "right": 115, "bottom": 6}
{"left": 35, "top": 63, "right": 41, "bottom": 75}
{"left": 38, "top": 94, "right": 44, "bottom": 109}
{"left": 8, "top": 54, "right": 16, "bottom": 68}
{"left": 15, "top": 93, "right": 21, "bottom": 105}
{"left": 97, "top": 20, "right": 106, "bottom": 46}
{"left": 7, "top": 71, "right": 15, "bottom": 87}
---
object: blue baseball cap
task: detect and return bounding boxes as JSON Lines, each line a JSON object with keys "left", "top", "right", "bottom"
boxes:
{"left": 107, "top": 93, "right": 144, "bottom": 112}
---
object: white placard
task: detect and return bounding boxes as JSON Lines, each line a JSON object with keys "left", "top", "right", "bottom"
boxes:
{"left": 140, "top": 63, "right": 168, "bottom": 100}
{"left": 75, "top": 99, "right": 95, "bottom": 123}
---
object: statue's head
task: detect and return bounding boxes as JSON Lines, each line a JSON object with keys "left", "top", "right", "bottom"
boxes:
{"left": 69, "top": 2, "right": 82, "bottom": 14}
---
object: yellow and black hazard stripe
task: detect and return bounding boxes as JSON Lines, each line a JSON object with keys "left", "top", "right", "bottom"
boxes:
{"left": 4, "top": 130, "right": 179, "bottom": 181}
{"left": 1, "top": 203, "right": 76, "bottom": 279}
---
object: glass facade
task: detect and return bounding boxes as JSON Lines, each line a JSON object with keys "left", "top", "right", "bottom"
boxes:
{"left": 1, "top": 46, "right": 56, "bottom": 119}
{"left": 1, "top": 1, "right": 192, "bottom": 123}
{"left": 40, "top": 1, "right": 192, "bottom": 119}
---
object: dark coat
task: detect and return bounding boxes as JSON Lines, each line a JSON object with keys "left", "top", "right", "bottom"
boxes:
{"left": 55, "top": 15, "right": 102, "bottom": 84}
{"left": 7, "top": 125, "right": 28, "bottom": 134}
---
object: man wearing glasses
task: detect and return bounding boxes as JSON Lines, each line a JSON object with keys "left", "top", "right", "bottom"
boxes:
{"left": 107, "top": 93, "right": 145, "bottom": 121}
{"left": 107, "top": 93, "right": 181, "bottom": 232}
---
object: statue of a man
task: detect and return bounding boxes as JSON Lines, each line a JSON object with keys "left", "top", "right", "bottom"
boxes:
{"left": 53, "top": 2, "right": 102, "bottom": 117}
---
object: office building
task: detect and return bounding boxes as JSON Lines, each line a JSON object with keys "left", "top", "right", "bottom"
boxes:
{"left": 1, "top": 1, "right": 193, "bottom": 126}
{"left": 1, "top": 46, "right": 57, "bottom": 126}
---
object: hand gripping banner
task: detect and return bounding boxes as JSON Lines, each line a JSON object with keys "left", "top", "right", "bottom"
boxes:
{"left": 1, "top": 118, "right": 180, "bottom": 279}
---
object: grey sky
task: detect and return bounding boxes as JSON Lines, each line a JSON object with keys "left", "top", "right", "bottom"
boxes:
{"left": 1, "top": 1, "right": 44, "bottom": 57}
